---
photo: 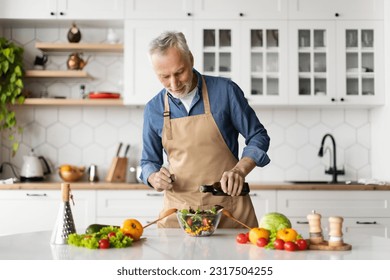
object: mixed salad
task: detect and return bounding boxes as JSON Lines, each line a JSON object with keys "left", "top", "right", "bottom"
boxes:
{"left": 177, "top": 207, "right": 221, "bottom": 237}
{"left": 67, "top": 226, "right": 133, "bottom": 249}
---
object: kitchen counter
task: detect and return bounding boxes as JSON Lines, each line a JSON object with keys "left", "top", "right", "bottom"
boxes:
{"left": 0, "top": 229, "right": 389, "bottom": 260}
{"left": 1, "top": 181, "right": 390, "bottom": 190}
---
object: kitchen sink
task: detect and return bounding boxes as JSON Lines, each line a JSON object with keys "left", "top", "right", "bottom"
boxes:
{"left": 287, "top": 180, "right": 351, "bottom": 185}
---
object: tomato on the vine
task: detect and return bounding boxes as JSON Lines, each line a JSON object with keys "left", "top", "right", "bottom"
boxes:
{"left": 256, "top": 237, "right": 268, "bottom": 247}
{"left": 296, "top": 239, "right": 308, "bottom": 250}
{"left": 284, "top": 241, "right": 298, "bottom": 251}
{"left": 98, "top": 238, "right": 110, "bottom": 249}
{"left": 236, "top": 233, "right": 248, "bottom": 244}
{"left": 274, "top": 239, "right": 285, "bottom": 250}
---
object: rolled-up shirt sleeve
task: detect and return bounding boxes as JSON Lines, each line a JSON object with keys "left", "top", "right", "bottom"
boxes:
{"left": 140, "top": 101, "right": 164, "bottom": 186}
{"left": 227, "top": 81, "right": 271, "bottom": 167}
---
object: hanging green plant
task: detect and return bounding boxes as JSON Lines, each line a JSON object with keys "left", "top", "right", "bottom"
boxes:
{"left": 0, "top": 37, "right": 25, "bottom": 156}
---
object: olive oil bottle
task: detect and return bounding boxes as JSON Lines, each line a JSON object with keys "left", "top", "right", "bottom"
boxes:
{"left": 199, "top": 182, "right": 250, "bottom": 196}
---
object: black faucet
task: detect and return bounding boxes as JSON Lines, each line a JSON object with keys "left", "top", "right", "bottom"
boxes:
{"left": 318, "top": 133, "right": 345, "bottom": 183}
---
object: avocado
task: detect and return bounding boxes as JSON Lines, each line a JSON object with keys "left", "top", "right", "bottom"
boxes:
{"left": 85, "top": 224, "right": 119, "bottom": 234}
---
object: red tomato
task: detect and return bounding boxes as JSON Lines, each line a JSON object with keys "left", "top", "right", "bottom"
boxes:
{"left": 274, "top": 238, "right": 285, "bottom": 250}
{"left": 245, "top": 232, "right": 250, "bottom": 240}
{"left": 284, "top": 241, "right": 297, "bottom": 251}
{"left": 256, "top": 237, "right": 268, "bottom": 247}
{"left": 296, "top": 239, "right": 308, "bottom": 250}
{"left": 202, "top": 217, "right": 210, "bottom": 226}
{"left": 107, "top": 232, "right": 116, "bottom": 238}
{"left": 98, "top": 238, "right": 110, "bottom": 249}
{"left": 236, "top": 233, "right": 248, "bottom": 244}
{"left": 186, "top": 217, "right": 193, "bottom": 226}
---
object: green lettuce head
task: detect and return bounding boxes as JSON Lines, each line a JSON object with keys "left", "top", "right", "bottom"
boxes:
{"left": 259, "top": 212, "right": 292, "bottom": 232}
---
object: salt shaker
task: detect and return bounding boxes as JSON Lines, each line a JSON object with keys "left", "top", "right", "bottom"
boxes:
{"left": 328, "top": 216, "right": 344, "bottom": 247}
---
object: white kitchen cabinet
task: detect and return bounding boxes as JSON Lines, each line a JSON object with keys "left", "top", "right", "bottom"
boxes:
{"left": 124, "top": 19, "right": 289, "bottom": 105}
{"left": 193, "top": 21, "right": 241, "bottom": 83}
{"left": 193, "top": 0, "right": 288, "bottom": 20}
{"left": 249, "top": 190, "right": 277, "bottom": 224}
{"left": 288, "top": 0, "right": 384, "bottom": 20}
{"left": 0, "top": 0, "right": 124, "bottom": 20}
{"left": 125, "top": 0, "right": 194, "bottom": 19}
{"left": 124, "top": 20, "right": 193, "bottom": 105}
{"left": 277, "top": 190, "right": 390, "bottom": 238}
{"left": 288, "top": 20, "right": 384, "bottom": 106}
{"left": 0, "top": 190, "right": 95, "bottom": 236}
{"left": 240, "top": 21, "right": 289, "bottom": 105}
{"left": 96, "top": 190, "right": 164, "bottom": 227}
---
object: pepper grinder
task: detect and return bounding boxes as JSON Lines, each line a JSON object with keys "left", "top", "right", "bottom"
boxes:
{"left": 307, "top": 210, "right": 324, "bottom": 244}
{"left": 328, "top": 216, "right": 344, "bottom": 247}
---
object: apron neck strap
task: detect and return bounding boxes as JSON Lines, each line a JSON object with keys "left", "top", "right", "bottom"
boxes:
{"left": 163, "top": 75, "right": 210, "bottom": 140}
{"left": 163, "top": 93, "right": 172, "bottom": 140}
{"left": 201, "top": 76, "right": 211, "bottom": 114}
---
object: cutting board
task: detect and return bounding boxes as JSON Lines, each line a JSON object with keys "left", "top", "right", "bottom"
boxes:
{"left": 89, "top": 92, "right": 120, "bottom": 99}
{"left": 308, "top": 240, "right": 352, "bottom": 251}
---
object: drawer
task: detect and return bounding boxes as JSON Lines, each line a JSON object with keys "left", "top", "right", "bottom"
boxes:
{"left": 277, "top": 190, "right": 390, "bottom": 218}
{"left": 96, "top": 190, "right": 164, "bottom": 218}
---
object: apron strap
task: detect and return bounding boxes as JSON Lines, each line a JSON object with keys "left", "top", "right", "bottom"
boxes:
{"left": 163, "top": 75, "right": 210, "bottom": 141}
{"left": 201, "top": 77, "right": 211, "bottom": 114}
{"left": 163, "top": 92, "right": 173, "bottom": 140}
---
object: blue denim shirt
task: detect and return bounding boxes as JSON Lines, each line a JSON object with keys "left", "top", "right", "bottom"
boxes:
{"left": 140, "top": 69, "right": 271, "bottom": 185}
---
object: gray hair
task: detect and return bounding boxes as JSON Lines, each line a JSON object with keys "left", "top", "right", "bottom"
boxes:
{"left": 149, "top": 31, "right": 191, "bottom": 57}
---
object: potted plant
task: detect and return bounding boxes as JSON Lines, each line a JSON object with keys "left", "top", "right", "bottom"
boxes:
{"left": 0, "top": 37, "right": 25, "bottom": 156}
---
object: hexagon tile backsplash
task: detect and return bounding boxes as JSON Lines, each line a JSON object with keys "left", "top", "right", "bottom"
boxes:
{"left": 0, "top": 27, "right": 371, "bottom": 183}
{"left": 1, "top": 106, "right": 371, "bottom": 183}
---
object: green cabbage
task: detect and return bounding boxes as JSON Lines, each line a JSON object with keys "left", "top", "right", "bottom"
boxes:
{"left": 259, "top": 212, "right": 291, "bottom": 232}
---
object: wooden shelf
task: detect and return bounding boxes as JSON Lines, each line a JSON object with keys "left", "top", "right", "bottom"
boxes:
{"left": 24, "top": 70, "right": 91, "bottom": 78}
{"left": 23, "top": 98, "right": 124, "bottom": 106}
{"left": 35, "top": 42, "right": 123, "bottom": 53}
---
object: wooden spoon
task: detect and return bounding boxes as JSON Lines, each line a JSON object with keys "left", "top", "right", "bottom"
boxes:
{"left": 142, "top": 208, "right": 177, "bottom": 229}
{"left": 221, "top": 209, "right": 252, "bottom": 230}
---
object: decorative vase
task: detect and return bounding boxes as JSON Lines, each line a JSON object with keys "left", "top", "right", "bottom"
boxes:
{"left": 67, "top": 23, "right": 81, "bottom": 43}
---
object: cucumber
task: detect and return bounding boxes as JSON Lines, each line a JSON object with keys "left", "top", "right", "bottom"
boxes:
{"left": 85, "top": 223, "right": 119, "bottom": 234}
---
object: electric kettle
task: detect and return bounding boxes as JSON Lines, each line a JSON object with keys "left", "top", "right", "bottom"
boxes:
{"left": 20, "top": 149, "right": 51, "bottom": 182}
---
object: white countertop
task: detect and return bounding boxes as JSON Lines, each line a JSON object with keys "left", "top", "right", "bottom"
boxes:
{"left": 0, "top": 229, "right": 389, "bottom": 260}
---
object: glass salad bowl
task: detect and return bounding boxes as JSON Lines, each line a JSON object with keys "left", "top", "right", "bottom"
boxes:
{"left": 177, "top": 207, "right": 222, "bottom": 237}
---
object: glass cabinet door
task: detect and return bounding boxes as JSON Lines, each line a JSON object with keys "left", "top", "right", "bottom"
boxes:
{"left": 345, "top": 29, "right": 374, "bottom": 96}
{"left": 337, "top": 21, "right": 384, "bottom": 105}
{"left": 298, "top": 29, "right": 328, "bottom": 97}
{"left": 203, "top": 29, "right": 232, "bottom": 75}
{"left": 241, "top": 21, "right": 288, "bottom": 104}
{"left": 289, "top": 21, "right": 336, "bottom": 104}
{"left": 193, "top": 21, "right": 240, "bottom": 88}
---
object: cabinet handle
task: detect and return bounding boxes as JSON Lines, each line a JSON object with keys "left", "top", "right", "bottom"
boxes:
{"left": 146, "top": 193, "right": 164, "bottom": 197}
{"left": 335, "top": 13, "right": 339, "bottom": 17}
{"left": 340, "top": 98, "right": 345, "bottom": 102}
{"left": 239, "top": 13, "right": 244, "bottom": 17}
{"left": 26, "top": 193, "right": 47, "bottom": 197}
{"left": 59, "top": 12, "right": 65, "bottom": 16}
{"left": 331, "top": 98, "right": 336, "bottom": 102}
{"left": 296, "top": 221, "right": 309, "bottom": 224}
{"left": 50, "top": 12, "right": 55, "bottom": 16}
{"left": 356, "top": 221, "right": 377, "bottom": 225}
{"left": 187, "top": 12, "right": 192, "bottom": 16}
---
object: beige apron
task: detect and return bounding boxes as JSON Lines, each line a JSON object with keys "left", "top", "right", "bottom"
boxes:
{"left": 158, "top": 76, "right": 258, "bottom": 228}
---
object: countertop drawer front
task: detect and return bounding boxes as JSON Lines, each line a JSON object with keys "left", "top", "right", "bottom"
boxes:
{"left": 0, "top": 190, "right": 95, "bottom": 235}
{"left": 277, "top": 191, "right": 390, "bottom": 218}
{"left": 96, "top": 190, "right": 164, "bottom": 218}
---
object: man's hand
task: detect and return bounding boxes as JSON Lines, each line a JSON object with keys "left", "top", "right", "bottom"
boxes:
{"left": 147, "top": 167, "right": 174, "bottom": 192}
{"left": 220, "top": 157, "right": 256, "bottom": 196}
